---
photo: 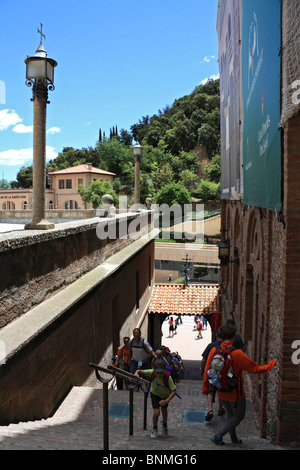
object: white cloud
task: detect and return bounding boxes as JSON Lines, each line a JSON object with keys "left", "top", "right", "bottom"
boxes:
{"left": 46, "top": 146, "right": 58, "bottom": 160}
{"left": 12, "top": 123, "right": 33, "bottom": 134}
{"left": 0, "top": 109, "right": 22, "bottom": 131}
{"left": 201, "top": 55, "right": 215, "bottom": 64}
{"left": 0, "top": 148, "right": 33, "bottom": 166}
{"left": 0, "top": 146, "right": 58, "bottom": 166}
{"left": 201, "top": 74, "right": 220, "bottom": 85}
{"left": 47, "top": 126, "right": 61, "bottom": 135}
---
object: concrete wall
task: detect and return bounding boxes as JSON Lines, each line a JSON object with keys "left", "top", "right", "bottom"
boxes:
{"left": 0, "top": 212, "right": 155, "bottom": 424}
{"left": 0, "top": 209, "right": 95, "bottom": 220}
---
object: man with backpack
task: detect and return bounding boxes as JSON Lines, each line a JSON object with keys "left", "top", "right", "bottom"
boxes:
{"left": 134, "top": 359, "right": 177, "bottom": 438}
{"left": 202, "top": 323, "right": 276, "bottom": 446}
{"left": 128, "top": 328, "right": 157, "bottom": 376}
{"left": 200, "top": 328, "right": 225, "bottom": 421}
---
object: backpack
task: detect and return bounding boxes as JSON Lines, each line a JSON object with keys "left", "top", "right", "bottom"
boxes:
{"left": 207, "top": 346, "right": 239, "bottom": 393}
{"left": 129, "top": 338, "right": 147, "bottom": 351}
{"left": 148, "top": 366, "right": 182, "bottom": 399}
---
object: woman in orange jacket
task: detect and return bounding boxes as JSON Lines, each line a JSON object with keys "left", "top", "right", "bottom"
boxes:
{"left": 202, "top": 324, "right": 276, "bottom": 445}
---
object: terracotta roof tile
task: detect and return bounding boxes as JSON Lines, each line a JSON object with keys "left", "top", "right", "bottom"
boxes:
{"left": 48, "top": 164, "right": 116, "bottom": 176}
{"left": 148, "top": 283, "right": 219, "bottom": 315}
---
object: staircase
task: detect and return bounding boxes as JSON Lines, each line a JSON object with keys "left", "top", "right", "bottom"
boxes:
{"left": 0, "top": 380, "right": 288, "bottom": 451}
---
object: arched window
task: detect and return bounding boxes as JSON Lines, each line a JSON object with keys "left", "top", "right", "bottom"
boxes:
{"left": 64, "top": 200, "right": 78, "bottom": 209}
{"left": 5, "top": 201, "right": 15, "bottom": 210}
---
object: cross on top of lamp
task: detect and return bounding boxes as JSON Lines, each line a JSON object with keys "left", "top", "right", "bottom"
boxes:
{"left": 25, "top": 23, "right": 57, "bottom": 101}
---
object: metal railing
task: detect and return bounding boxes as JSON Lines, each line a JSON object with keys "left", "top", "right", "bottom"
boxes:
{"left": 88, "top": 363, "right": 149, "bottom": 450}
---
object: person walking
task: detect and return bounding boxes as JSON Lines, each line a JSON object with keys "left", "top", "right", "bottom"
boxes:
{"left": 196, "top": 318, "right": 203, "bottom": 339}
{"left": 129, "top": 328, "right": 157, "bottom": 376}
{"left": 174, "top": 318, "right": 178, "bottom": 335}
{"left": 113, "top": 336, "right": 131, "bottom": 390}
{"left": 226, "top": 318, "right": 244, "bottom": 349}
{"left": 135, "top": 359, "right": 177, "bottom": 438}
{"left": 200, "top": 329, "right": 225, "bottom": 421}
{"left": 202, "top": 323, "right": 276, "bottom": 445}
{"left": 168, "top": 316, "right": 174, "bottom": 337}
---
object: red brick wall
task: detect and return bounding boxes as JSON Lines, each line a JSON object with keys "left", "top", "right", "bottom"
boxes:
{"left": 219, "top": 111, "right": 300, "bottom": 447}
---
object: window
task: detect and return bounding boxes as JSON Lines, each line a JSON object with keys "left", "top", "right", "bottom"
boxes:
{"left": 64, "top": 200, "right": 78, "bottom": 209}
{"left": 149, "top": 255, "right": 152, "bottom": 286}
{"left": 136, "top": 271, "right": 140, "bottom": 309}
{"left": 66, "top": 179, "right": 72, "bottom": 189}
{"left": 78, "top": 178, "right": 83, "bottom": 186}
{"left": 59, "top": 180, "right": 64, "bottom": 189}
{"left": 5, "top": 201, "right": 15, "bottom": 210}
{"left": 48, "top": 175, "right": 52, "bottom": 188}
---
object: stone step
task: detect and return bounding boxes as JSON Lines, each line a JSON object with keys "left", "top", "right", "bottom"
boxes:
{"left": 0, "top": 383, "right": 289, "bottom": 450}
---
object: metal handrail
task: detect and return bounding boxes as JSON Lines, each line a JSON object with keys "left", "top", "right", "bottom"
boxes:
{"left": 89, "top": 363, "right": 149, "bottom": 450}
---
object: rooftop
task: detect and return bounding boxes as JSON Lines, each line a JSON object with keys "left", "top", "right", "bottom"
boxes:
{"left": 48, "top": 164, "right": 116, "bottom": 176}
{"left": 148, "top": 283, "right": 219, "bottom": 315}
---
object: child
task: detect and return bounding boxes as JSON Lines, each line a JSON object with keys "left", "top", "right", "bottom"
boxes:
{"left": 135, "top": 359, "right": 177, "bottom": 437}
{"left": 197, "top": 319, "right": 203, "bottom": 339}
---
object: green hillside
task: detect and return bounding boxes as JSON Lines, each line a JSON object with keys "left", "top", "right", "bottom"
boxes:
{"left": 13, "top": 79, "right": 220, "bottom": 206}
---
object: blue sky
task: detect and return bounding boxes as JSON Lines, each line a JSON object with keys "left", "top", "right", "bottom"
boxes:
{"left": 0, "top": 0, "right": 219, "bottom": 182}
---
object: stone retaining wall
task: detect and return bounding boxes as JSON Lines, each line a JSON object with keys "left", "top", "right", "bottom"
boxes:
{"left": 0, "top": 212, "right": 156, "bottom": 424}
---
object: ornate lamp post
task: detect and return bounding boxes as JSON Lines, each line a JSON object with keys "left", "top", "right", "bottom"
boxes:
{"left": 24, "top": 24, "right": 57, "bottom": 230}
{"left": 218, "top": 226, "right": 239, "bottom": 266}
{"left": 132, "top": 142, "right": 142, "bottom": 206}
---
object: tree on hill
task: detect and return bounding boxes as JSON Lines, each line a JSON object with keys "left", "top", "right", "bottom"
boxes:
{"left": 13, "top": 79, "right": 220, "bottom": 203}
{"left": 130, "top": 79, "right": 220, "bottom": 158}
{"left": 156, "top": 182, "right": 191, "bottom": 208}
{"left": 78, "top": 180, "right": 118, "bottom": 209}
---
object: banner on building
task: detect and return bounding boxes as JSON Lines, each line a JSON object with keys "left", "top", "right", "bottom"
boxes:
{"left": 242, "top": 0, "right": 282, "bottom": 210}
{"left": 217, "top": 0, "right": 241, "bottom": 200}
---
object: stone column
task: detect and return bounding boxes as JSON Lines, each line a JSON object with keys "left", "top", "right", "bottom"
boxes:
{"left": 25, "top": 82, "right": 54, "bottom": 230}
{"left": 134, "top": 154, "right": 140, "bottom": 206}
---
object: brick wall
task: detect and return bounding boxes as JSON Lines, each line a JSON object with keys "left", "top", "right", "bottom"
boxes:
{"left": 219, "top": 112, "right": 300, "bottom": 445}
{"left": 0, "top": 213, "right": 151, "bottom": 328}
{"left": 0, "top": 216, "right": 155, "bottom": 424}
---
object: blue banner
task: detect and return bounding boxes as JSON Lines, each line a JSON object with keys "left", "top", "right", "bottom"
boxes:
{"left": 242, "top": 0, "right": 282, "bottom": 210}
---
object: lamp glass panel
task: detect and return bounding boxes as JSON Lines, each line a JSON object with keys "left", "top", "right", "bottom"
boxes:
{"left": 219, "top": 247, "right": 229, "bottom": 257}
{"left": 46, "top": 62, "right": 54, "bottom": 83}
{"left": 27, "top": 59, "right": 47, "bottom": 80}
{"left": 133, "top": 147, "right": 142, "bottom": 157}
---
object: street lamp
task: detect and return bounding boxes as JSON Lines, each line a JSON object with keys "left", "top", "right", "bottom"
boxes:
{"left": 24, "top": 24, "right": 57, "bottom": 230}
{"left": 218, "top": 226, "right": 239, "bottom": 266}
{"left": 132, "top": 142, "right": 142, "bottom": 206}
